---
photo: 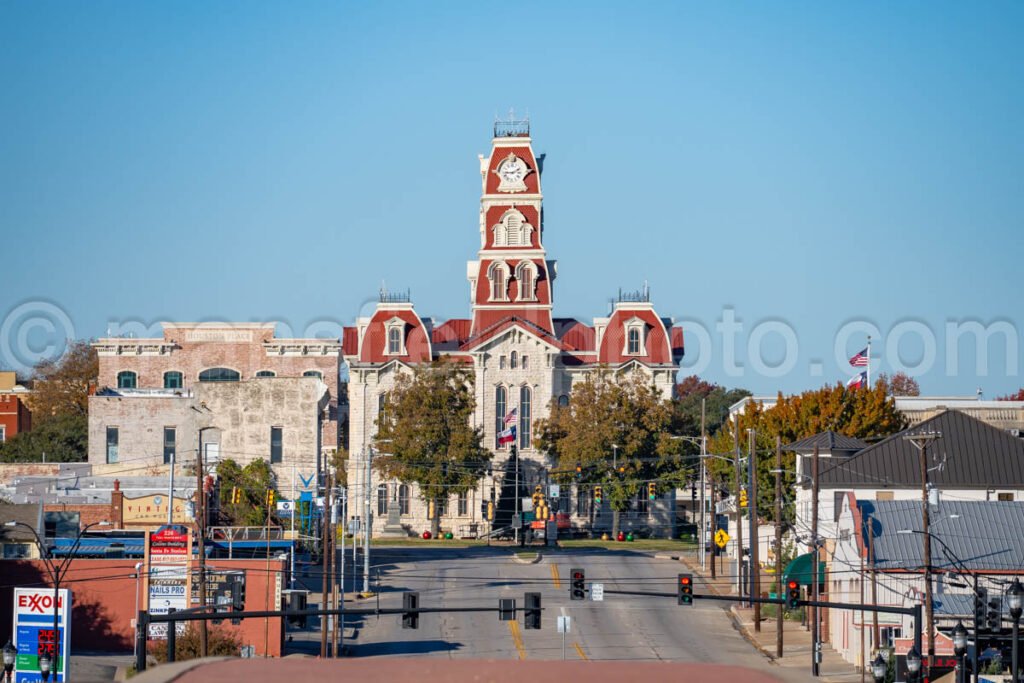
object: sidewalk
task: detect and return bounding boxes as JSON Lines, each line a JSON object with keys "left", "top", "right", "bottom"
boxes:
{"left": 678, "top": 554, "right": 864, "bottom": 683}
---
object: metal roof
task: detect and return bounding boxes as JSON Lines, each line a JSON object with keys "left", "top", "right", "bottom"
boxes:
{"left": 810, "top": 409, "right": 1024, "bottom": 488}
{"left": 784, "top": 431, "right": 869, "bottom": 454}
{"left": 858, "top": 499, "right": 1024, "bottom": 573}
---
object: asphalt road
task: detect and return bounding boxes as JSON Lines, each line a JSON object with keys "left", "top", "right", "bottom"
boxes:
{"left": 311, "top": 545, "right": 819, "bottom": 682}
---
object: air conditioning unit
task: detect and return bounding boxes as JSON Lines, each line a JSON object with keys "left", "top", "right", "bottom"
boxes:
{"left": 1009, "top": 428, "right": 1021, "bottom": 438}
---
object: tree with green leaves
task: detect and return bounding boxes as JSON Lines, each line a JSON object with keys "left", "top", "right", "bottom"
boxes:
{"left": 215, "top": 458, "right": 279, "bottom": 527}
{"left": 672, "top": 375, "right": 751, "bottom": 451}
{"left": 535, "top": 369, "right": 683, "bottom": 538}
{"left": 0, "top": 413, "right": 87, "bottom": 463}
{"left": 373, "top": 359, "right": 491, "bottom": 537}
{"left": 707, "top": 380, "right": 906, "bottom": 522}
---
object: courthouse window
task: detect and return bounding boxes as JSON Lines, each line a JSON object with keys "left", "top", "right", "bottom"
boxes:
{"left": 163, "top": 371, "right": 183, "bottom": 389}
{"left": 117, "top": 371, "right": 137, "bottom": 389}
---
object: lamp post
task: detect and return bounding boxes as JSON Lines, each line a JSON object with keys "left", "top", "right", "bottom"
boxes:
{"left": 906, "top": 645, "right": 922, "bottom": 683}
{"left": 952, "top": 621, "right": 968, "bottom": 683}
{"left": 37, "top": 651, "right": 51, "bottom": 683}
{"left": 871, "top": 653, "right": 887, "bottom": 683}
{"left": 3, "top": 640, "right": 15, "bottom": 683}
{"left": 1008, "top": 578, "right": 1023, "bottom": 683}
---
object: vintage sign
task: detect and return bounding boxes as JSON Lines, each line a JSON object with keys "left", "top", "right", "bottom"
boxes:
{"left": 12, "top": 588, "right": 71, "bottom": 683}
{"left": 145, "top": 525, "right": 191, "bottom": 638}
{"left": 122, "top": 494, "right": 192, "bottom": 527}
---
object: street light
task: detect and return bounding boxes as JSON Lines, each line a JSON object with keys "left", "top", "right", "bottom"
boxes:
{"left": 3, "top": 640, "right": 15, "bottom": 683}
{"left": 906, "top": 645, "right": 922, "bottom": 682}
{"left": 871, "top": 653, "right": 887, "bottom": 682}
{"left": 1008, "top": 578, "right": 1023, "bottom": 683}
{"left": 952, "top": 621, "right": 967, "bottom": 683}
{"left": 37, "top": 651, "right": 51, "bottom": 683}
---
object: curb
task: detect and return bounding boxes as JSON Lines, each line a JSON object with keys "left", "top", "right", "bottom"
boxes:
{"left": 512, "top": 552, "right": 543, "bottom": 564}
{"left": 727, "top": 605, "right": 778, "bottom": 663}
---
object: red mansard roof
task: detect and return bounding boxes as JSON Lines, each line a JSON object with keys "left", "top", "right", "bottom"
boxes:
{"left": 484, "top": 146, "right": 540, "bottom": 195}
{"left": 671, "top": 326, "right": 685, "bottom": 360}
{"left": 432, "top": 319, "right": 472, "bottom": 349}
{"left": 342, "top": 327, "right": 359, "bottom": 356}
{"left": 460, "top": 315, "right": 564, "bottom": 353}
{"left": 598, "top": 308, "right": 673, "bottom": 365}
{"left": 554, "top": 318, "right": 596, "bottom": 352}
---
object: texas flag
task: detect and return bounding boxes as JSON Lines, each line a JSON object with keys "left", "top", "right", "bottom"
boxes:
{"left": 498, "top": 408, "right": 518, "bottom": 445}
{"left": 849, "top": 348, "right": 869, "bottom": 367}
{"left": 847, "top": 371, "right": 867, "bottom": 389}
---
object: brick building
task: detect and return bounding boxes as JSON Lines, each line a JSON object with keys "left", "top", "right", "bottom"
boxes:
{"left": 344, "top": 120, "right": 684, "bottom": 536}
{"left": 89, "top": 323, "right": 342, "bottom": 492}
{"left": 0, "top": 371, "right": 32, "bottom": 443}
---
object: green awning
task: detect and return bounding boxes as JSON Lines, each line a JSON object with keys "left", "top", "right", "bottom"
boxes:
{"left": 784, "top": 552, "right": 825, "bottom": 586}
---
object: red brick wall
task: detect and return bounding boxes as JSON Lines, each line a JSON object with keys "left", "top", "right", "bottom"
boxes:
{"left": 0, "top": 559, "right": 285, "bottom": 656}
{"left": 0, "top": 393, "right": 31, "bottom": 439}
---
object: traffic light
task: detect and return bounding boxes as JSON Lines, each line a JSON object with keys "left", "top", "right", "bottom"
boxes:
{"left": 786, "top": 580, "right": 800, "bottom": 609}
{"left": 570, "top": 568, "right": 586, "bottom": 601}
{"left": 594, "top": 485, "right": 603, "bottom": 505}
{"left": 575, "top": 463, "right": 583, "bottom": 479}
{"left": 647, "top": 482, "right": 657, "bottom": 501}
{"left": 524, "top": 592, "right": 541, "bottom": 630}
{"left": 617, "top": 464, "right": 626, "bottom": 478}
{"left": 974, "top": 587, "right": 988, "bottom": 631}
{"left": 677, "top": 574, "right": 693, "bottom": 605}
{"left": 487, "top": 500, "right": 495, "bottom": 522}
{"left": 690, "top": 485, "right": 696, "bottom": 502}
{"left": 231, "top": 580, "right": 245, "bottom": 611}
{"left": 739, "top": 488, "right": 748, "bottom": 508}
{"left": 499, "top": 598, "right": 516, "bottom": 621}
{"left": 402, "top": 591, "right": 420, "bottom": 629}
{"left": 987, "top": 596, "right": 1003, "bottom": 631}
{"left": 231, "top": 487, "right": 242, "bottom": 505}
{"left": 266, "top": 489, "right": 275, "bottom": 506}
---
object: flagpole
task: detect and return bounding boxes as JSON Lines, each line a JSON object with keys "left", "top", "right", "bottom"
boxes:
{"left": 867, "top": 335, "right": 871, "bottom": 387}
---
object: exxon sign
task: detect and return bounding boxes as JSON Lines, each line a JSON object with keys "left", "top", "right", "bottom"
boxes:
{"left": 16, "top": 591, "right": 67, "bottom": 619}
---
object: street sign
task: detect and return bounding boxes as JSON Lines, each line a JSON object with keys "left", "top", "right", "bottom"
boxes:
{"left": 276, "top": 501, "right": 294, "bottom": 512}
{"left": 715, "top": 529, "right": 730, "bottom": 548}
{"left": 511, "top": 514, "right": 522, "bottom": 529}
{"left": 13, "top": 587, "right": 71, "bottom": 683}
{"left": 557, "top": 615, "right": 571, "bottom": 634}
{"left": 591, "top": 583, "right": 604, "bottom": 601}
{"left": 549, "top": 484, "right": 560, "bottom": 498}
{"left": 146, "top": 525, "right": 191, "bottom": 639}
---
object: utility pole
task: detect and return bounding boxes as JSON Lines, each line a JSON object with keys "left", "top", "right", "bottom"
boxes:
{"left": 749, "top": 428, "right": 760, "bottom": 630}
{"left": 811, "top": 444, "right": 820, "bottom": 677}
{"left": 709, "top": 475, "right": 717, "bottom": 580}
{"left": 166, "top": 448, "right": 176, "bottom": 525}
{"left": 869, "top": 513, "right": 879, "bottom": 653}
{"left": 734, "top": 427, "right": 743, "bottom": 600}
{"left": 321, "top": 472, "right": 332, "bottom": 658}
{"left": 700, "top": 398, "right": 707, "bottom": 572}
{"left": 905, "top": 431, "right": 941, "bottom": 675}
{"left": 195, "top": 443, "right": 208, "bottom": 657}
{"left": 363, "top": 446, "right": 372, "bottom": 593}
{"left": 775, "top": 435, "right": 783, "bottom": 658}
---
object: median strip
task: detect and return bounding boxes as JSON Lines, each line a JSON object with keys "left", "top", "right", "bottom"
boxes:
{"left": 550, "top": 563, "right": 561, "bottom": 589}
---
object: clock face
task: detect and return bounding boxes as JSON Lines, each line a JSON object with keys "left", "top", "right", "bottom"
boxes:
{"left": 494, "top": 153, "right": 531, "bottom": 192}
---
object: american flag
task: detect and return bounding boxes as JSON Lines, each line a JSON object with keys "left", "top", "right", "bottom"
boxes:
{"left": 849, "top": 347, "right": 869, "bottom": 367}
{"left": 503, "top": 407, "right": 518, "bottom": 427}
{"left": 847, "top": 371, "right": 867, "bottom": 389}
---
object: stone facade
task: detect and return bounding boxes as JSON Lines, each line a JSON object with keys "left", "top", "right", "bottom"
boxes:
{"left": 88, "top": 377, "right": 328, "bottom": 494}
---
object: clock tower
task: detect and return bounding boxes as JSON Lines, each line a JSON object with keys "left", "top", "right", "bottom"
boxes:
{"left": 467, "top": 116, "right": 555, "bottom": 336}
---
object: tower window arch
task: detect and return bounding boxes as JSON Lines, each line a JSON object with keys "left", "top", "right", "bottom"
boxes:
{"left": 622, "top": 317, "right": 648, "bottom": 357}
{"left": 516, "top": 261, "right": 538, "bottom": 302}
{"left": 492, "top": 209, "right": 534, "bottom": 247}
{"left": 488, "top": 262, "right": 510, "bottom": 302}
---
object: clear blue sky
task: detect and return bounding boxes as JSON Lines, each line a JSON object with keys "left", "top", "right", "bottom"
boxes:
{"left": 2, "top": 1, "right": 1021, "bottom": 396}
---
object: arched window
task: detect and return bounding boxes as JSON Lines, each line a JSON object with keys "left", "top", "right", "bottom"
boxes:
{"left": 117, "top": 371, "right": 137, "bottom": 389}
{"left": 378, "top": 393, "right": 389, "bottom": 429}
{"left": 256, "top": 370, "right": 276, "bottom": 378}
{"left": 163, "top": 371, "right": 182, "bottom": 389}
{"left": 388, "top": 327, "right": 402, "bottom": 354}
{"left": 377, "top": 484, "right": 388, "bottom": 516}
{"left": 627, "top": 328, "right": 641, "bottom": 355}
{"left": 198, "top": 368, "right": 240, "bottom": 382}
{"left": 516, "top": 262, "right": 537, "bottom": 301}
{"left": 519, "top": 386, "right": 532, "bottom": 449}
{"left": 398, "top": 484, "right": 410, "bottom": 515}
{"left": 510, "top": 351, "right": 518, "bottom": 369}
{"left": 557, "top": 394, "right": 569, "bottom": 407}
{"left": 489, "top": 262, "right": 509, "bottom": 301}
{"left": 303, "top": 370, "right": 323, "bottom": 379}
{"left": 495, "top": 385, "right": 507, "bottom": 449}
{"left": 493, "top": 209, "right": 534, "bottom": 247}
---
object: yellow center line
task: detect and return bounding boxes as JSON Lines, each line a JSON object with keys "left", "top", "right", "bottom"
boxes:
{"left": 508, "top": 620, "right": 527, "bottom": 660}
{"left": 550, "top": 563, "right": 561, "bottom": 589}
{"left": 573, "top": 642, "right": 588, "bottom": 660}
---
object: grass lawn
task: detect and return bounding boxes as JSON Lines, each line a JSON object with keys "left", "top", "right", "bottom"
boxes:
{"left": 556, "top": 538, "right": 700, "bottom": 552}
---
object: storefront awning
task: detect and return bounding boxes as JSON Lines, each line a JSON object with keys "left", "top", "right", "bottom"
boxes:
{"left": 784, "top": 552, "right": 824, "bottom": 586}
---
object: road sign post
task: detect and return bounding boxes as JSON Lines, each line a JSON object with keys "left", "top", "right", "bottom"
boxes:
{"left": 591, "top": 583, "right": 604, "bottom": 602}
{"left": 557, "top": 615, "right": 571, "bottom": 659}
